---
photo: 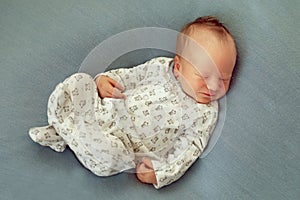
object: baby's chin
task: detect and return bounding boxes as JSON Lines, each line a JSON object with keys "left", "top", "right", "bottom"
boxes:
{"left": 183, "top": 90, "right": 224, "bottom": 104}
{"left": 195, "top": 98, "right": 213, "bottom": 104}
{"left": 194, "top": 94, "right": 223, "bottom": 104}
{"left": 186, "top": 94, "right": 213, "bottom": 104}
{"left": 182, "top": 92, "right": 212, "bottom": 104}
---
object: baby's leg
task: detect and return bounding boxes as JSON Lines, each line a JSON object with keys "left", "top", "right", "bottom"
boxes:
{"left": 29, "top": 124, "right": 66, "bottom": 152}
{"left": 47, "top": 73, "right": 135, "bottom": 176}
{"left": 47, "top": 73, "right": 97, "bottom": 131}
{"left": 68, "top": 124, "right": 136, "bottom": 176}
{"left": 28, "top": 73, "right": 96, "bottom": 152}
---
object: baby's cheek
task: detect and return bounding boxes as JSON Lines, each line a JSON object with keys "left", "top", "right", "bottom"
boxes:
{"left": 194, "top": 79, "right": 206, "bottom": 87}
{"left": 218, "top": 82, "right": 230, "bottom": 98}
{"left": 224, "top": 82, "right": 230, "bottom": 92}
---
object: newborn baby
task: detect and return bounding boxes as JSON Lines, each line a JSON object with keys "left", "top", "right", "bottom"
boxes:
{"left": 29, "top": 16, "right": 237, "bottom": 189}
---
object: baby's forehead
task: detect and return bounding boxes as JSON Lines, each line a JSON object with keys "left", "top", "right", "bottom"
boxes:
{"left": 182, "top": 26, "right": 236, "bottom": 51}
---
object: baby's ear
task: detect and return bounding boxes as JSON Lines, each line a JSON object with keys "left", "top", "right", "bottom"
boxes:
{"left": 173, "top": 56, "right": 181, "bottom": 78}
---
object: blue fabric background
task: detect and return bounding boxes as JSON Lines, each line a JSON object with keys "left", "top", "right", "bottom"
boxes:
{"left": 1, "top": 0, "right": 299, "bottom": 199}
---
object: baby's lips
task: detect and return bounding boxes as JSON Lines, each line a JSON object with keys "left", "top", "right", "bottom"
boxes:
{"left": 201, "top": 92, "right": 212, "bottom": 97}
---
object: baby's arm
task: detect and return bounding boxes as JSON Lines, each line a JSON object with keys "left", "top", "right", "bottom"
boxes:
{"left": 151, "top": 131, "right": 203, "bottom": 189}
{"left": 95, "top": 57, "right": 168, "bottom": 98}
{"left": 151, "top": 107, "right": 218, "bottom": 189}
{"left": 94, "top": 59, "right": 154, "bottom": 97}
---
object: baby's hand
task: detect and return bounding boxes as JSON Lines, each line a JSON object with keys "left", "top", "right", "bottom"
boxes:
{"left": 136, "top": 157, "right": 157, "bottom": 185}
{"left": 95, "top": 75, "right": 126, "bottom": 99}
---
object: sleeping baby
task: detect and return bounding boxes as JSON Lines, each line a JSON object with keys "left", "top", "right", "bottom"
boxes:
{"left": 29, "top": 16, "right": 237, "bottom": 189}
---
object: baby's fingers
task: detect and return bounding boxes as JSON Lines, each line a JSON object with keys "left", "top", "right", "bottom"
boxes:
{"left": 136, "top": 163, "right": 157, "bottom": 184}
{"left": 111, "top": 87, "right": 126, "bottom": 99}
{"left": 136, "top": 163, "right": 148, "bottom": 181}
{"left": 96, "top": 75, "right": 125, "bottom": 99}
{"left": 99, "top": 87, "right": 125, "bottom": 99}
{"left": 104, "top": 77, "right": 125, "bottom": 98}
{"left": 108, "top": 78, "right": 125, "bottom": 92}
{"left": 142, "top": 157, "right": 154, "bottom": 170}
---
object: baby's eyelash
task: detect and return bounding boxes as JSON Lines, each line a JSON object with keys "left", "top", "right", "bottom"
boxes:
{"left": 195, "top": 73, "right": 208, "bottom": 78}
{"left": 195, "top": 73, "right": 231, "bottom": 81}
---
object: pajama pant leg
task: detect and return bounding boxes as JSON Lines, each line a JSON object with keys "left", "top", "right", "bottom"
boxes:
{"left": 31, "top": 73, "right": 135, "bottom": 176}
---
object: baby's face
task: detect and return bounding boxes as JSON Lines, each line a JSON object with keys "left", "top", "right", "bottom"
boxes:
{"left": 174, "top": 31, "right": 236, "bottom": 104}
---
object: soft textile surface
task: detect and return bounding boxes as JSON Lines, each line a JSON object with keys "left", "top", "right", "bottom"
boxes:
{"left": 1, "top": 0, "right": 299, "bottom": 199}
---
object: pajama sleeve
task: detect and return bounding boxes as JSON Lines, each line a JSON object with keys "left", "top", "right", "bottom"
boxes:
{"left": 94, "top": 57, "right": 171, "bottom": 91}
{"left": 151, "top": 104, "right": 218, "bottom": 189}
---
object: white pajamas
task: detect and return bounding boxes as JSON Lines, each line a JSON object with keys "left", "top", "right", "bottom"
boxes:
{"left": 29, "top": 57, "right": 218, "bottom": 189}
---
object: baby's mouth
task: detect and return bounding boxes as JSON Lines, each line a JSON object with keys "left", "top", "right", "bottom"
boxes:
{"left": 200, "top": 92, "right": 216, "bottom": 97}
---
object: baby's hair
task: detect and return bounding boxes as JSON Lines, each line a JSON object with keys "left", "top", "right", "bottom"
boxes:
{"left": 181, "top": 16, "right": 234, "bottom": 40}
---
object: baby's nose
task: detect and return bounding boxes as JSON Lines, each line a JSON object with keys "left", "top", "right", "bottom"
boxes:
{"left": 206, "top": 77, "right": 219, "bottom": 92}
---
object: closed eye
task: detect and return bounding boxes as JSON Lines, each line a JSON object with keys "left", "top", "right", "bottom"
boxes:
{"left": 194, "top": 73, "right": 208, "bottom": 79}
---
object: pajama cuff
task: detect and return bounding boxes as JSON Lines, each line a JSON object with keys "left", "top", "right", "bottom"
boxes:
{"left": 94, "top": 73, "right": 102, "bottom": 81}
{"left": 151, "top": 160, "right": 168, "bottom": 189}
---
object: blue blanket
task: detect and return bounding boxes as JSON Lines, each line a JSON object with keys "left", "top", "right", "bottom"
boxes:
{"left": 1, "top": 0, "right": 299, "bottom": 199}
